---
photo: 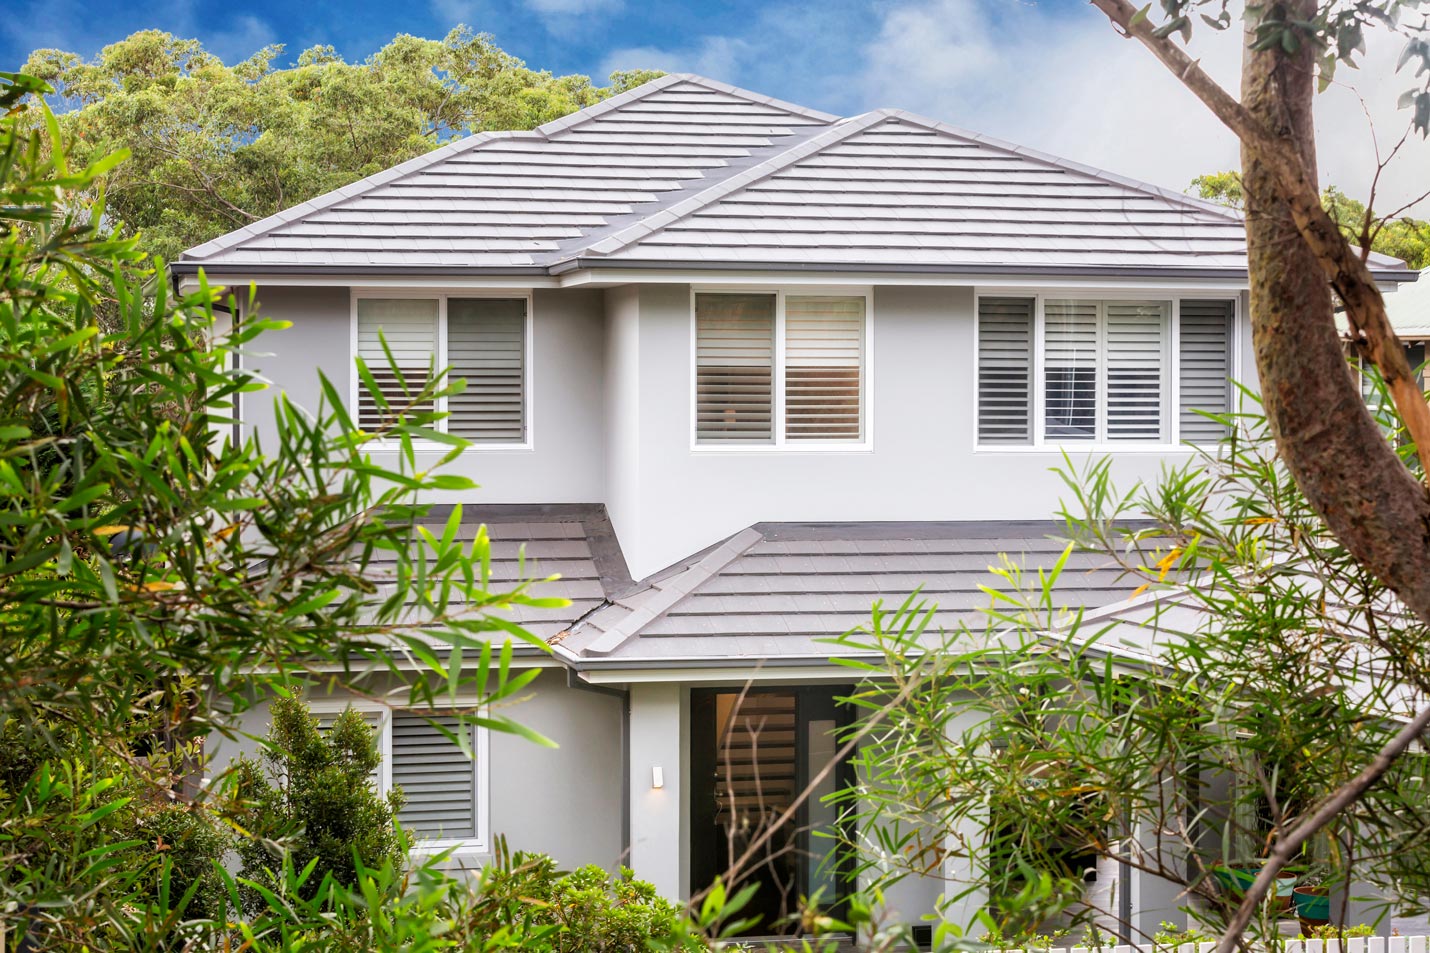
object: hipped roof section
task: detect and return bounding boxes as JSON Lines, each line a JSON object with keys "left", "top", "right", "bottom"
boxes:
{"left": 173, "top": 73, "right": 1417, "bottom": 282}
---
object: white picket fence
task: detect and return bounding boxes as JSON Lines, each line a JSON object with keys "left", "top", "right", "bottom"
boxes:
{"left": 1014, "top": 936, "right": 1430, "bottom": 953}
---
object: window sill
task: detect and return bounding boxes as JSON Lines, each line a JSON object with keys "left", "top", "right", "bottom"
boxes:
{"left": 691, "top": 442, "right": 874, "bottom": 455}
{"left": 974, "top": 443, "right": 1212, "bottom": 454}
{"left": 366, "top": 440, "right": 534, "bottom": 454}
{"left": 410, "top": 839, "right": 489, "bottom": 855}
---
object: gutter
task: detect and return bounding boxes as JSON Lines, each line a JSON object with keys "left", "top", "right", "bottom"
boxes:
{"left": 168, "top": 259, "right": 1422, "bottom": 284}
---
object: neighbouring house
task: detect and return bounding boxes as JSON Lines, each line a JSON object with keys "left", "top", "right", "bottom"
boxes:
{"left": 1386, "top": 265, "right": 1430, "bottom": 373}
{"left": 175, "top": 74, "right": 1418, "bottom": 941}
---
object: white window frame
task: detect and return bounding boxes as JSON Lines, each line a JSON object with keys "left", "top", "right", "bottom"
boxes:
{"left": 350, "top": 289, "right": 535, "bottom": 452}
{"left": 689, "top": 285, "right": 875, "bottom": 452}
{"left": 305, "top": 697, "right": 492, "bottom": 857}
{"left": 973, "top": 288, "right": 1242, "bottom": 452}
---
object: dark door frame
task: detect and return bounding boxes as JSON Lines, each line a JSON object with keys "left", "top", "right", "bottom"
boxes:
{"left": 689, "top": 684, "right": 857, "bottom": 930}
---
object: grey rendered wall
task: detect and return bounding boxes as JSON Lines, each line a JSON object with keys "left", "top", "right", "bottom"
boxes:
{"left": 242, "top": 286, "right": 352, "bottom": 453}
{"left": 203, "top": 668, "right": 625, "bottom": 873}
{"left": 604, "top": 286, "right": 642, "bottom": 557}
{"left": 488, "top": 669, "right": 625, "bottom": 869}
{"left": 615, "top": 284, "right": 1259, "bottom": 579}
{"left": 244, "top": 285, "right": 607, "bottom": 504}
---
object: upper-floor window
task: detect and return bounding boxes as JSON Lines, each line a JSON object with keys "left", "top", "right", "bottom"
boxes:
{"left": 977, "top": 295, "right": 1235, "bottom": 447}
{"left": 694, "top": 291, "right": 868, "bottom": 446}
{"left": 355, "top": 295, "right": 529, "bottom": 445}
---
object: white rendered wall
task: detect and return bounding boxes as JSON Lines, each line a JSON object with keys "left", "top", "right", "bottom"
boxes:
{"left": 242, "top": 285, "right": 608, "bottom": 505}
{"left": 627, "top": 682, "right": 688, "bottom": 898}
{"left": 204, "top": 670, "right": 624, "bottom": 873}
{"left": 611, "top": 284, "right": 1260, "bottom": 579}
{"left": 603, "top": 285, "right": 642, "bottom": 561}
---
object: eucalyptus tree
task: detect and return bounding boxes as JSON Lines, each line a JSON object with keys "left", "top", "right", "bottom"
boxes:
{"left": 834, "top": 399, "right": 1430, "bottom": 951}
{"left": 1072, "top": 3, "right": 1430, "bottom": 945}
{"left": 20, "top": 28, "right": 661, "bottom": 260}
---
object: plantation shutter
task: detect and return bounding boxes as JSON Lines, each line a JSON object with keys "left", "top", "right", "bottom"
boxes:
{"left": 1178, "top": 300, "right": 1234, "bottom": 442}
{"left": 1043, "top": 300, "right": 1098, "bottom": 440}
{"left": 784, "top": 296, "right": 864, "bottom": 440}
{"left": 1104, "top": 301, "right": 1168, "bottom": 442}
{"left": 695, "top": 293, "right": 775, "bottom": 442}
{"left": 391, "top": 713, "right": 475, "bottom": 839}
{"left": 977, "top": 297, "right": 1034, "bottom": 444}
{"left": 356, "top": 299, "right": 437, "bottom": 430}
{"left": 447, "top": 298, "right": 526, "bottom": 442}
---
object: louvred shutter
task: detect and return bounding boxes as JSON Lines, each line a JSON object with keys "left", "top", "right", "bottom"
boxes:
{"left": 695, "top": 293, "right": 775, "bottom": 442}
{"left": 1178, "top": 299, "right": 1234, "bottom": 442}
{"left": 391, "top": 713, "right": 476, "bottom": 839}
{"left": 448, "top": 298, "right": 526, "bottom": 442}
{"left": 356, "top": 299, "right": 437, "bottom": 430}
{"left": 977, "top": 297, "right": 1034, "bottom": 444}
{"left": 1105, "top": 301, "right": 1168, "bottom": 442}
{"left": 784, "top": 296, "right": 864, "bottom": 440}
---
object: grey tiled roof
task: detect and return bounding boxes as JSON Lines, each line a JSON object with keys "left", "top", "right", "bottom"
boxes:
{"left": 557, "top": 521, "right": 1137, "bottom": 666}
{"left": 175, "top": 74, "right": 1416, "bottom": 282}
{"left": 371, "top": 504, "right": 631, "bottom": 645}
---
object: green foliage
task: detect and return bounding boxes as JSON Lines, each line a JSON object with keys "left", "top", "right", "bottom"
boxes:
{"left": 232, "top": 699, "right": 405, "bottom": 909}
{"left": 1192, "top": 170, "right": 1429, "bottom": 268}
{"left": 0, "top": 727, "right": 233, "bottom": 942}
{"left": 1153, "top": 921, "right": 1216, "bottom": 950}
{"left": 1135, "top": 0, "right": 1430, "bottom": 136}
{"left": 1297, "top": 923, "right": 1376, "bottom": 941}
{"left": 831, "top": 394, "right": 1430, "bottom": 946}
{"left": 1189, "top": 171, "right": 1245, "bottom": 209}
{"left": 0, "top": 68, "right": 562, "bottom": 947}
{"left": 20, "top": 29, "right": 662, "bottom": 260}
{"left": 459, "top": 844, "right": 704, "bottom": 952}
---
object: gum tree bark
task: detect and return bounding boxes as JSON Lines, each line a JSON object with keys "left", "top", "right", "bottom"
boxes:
{"left": 1238, "top": 0, "right": 1430, "bottom": 628}
{"left": 1082, "top": 3, "right": 1430, "bottom": 949}
{"left": 1090, "top": 0, "right": 1430, "bottom": 631}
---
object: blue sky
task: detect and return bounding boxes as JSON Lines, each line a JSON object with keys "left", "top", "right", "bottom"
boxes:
{"left": 5, "top": 0, "right": 1427, "bottom": 209}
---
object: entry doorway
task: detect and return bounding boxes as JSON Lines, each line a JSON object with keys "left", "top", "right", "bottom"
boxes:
{"left": 689, "top": 686, "right": 854, "bottom": 936}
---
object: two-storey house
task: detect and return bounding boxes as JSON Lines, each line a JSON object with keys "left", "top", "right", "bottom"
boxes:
{"left": 176, "top": 73, "right": 1417, "bottom": 939}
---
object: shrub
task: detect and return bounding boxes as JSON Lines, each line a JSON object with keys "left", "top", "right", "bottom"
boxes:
{"left": 458, "top": 841, "right": 703, "bottom": 952}
{"left": 231, "top": 697, "right": 405, "bottom": 909}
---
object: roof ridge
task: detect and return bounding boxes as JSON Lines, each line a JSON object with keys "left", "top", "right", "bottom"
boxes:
{"left": 669, "top": 74, "right": 842, "bottom": 124}
{"left": 560, "top": 110, "right": 890, "bottom": 263}
{"left": 876, "top": 108, "right": 1246, "bottom": 224}
{"left": 578, "top": 526, "right": 765, "bottom": 658}
{"left": 179, "top": 72, "right": 699, "bottom": 263}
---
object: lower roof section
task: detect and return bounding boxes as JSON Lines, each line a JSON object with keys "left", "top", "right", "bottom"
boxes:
{"left": 549, "top": 517, "right": 1135, "bottom": 667}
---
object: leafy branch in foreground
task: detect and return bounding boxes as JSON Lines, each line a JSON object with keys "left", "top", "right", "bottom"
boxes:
{"left": 832, "top": 395, "right": 1430, "bottom": 949}
{"left": 0, "top": 69, "right": 561, "bottom": 946}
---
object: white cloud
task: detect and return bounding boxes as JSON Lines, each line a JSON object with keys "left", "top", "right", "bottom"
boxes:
{"left": 429, "top": 0, "right": 483, "bottom": 26}
{"left": 855, "top": 0, "right": 1428, "bottom": 213}
{"left": 524, "top": 0, "right": 624, "bottom": 38}
{"left": 598, "top": 35, "right": 749, "bottom": 84}
{"left": 204, "top": 15, "right": 278, "bottom": 63}
{"left": 527, "top": 0, "right": 622, "bottom": 13}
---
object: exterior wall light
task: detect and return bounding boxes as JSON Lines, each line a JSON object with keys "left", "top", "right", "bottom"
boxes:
{"left": 652, "top": 765, "right": 664, "bottom": 789}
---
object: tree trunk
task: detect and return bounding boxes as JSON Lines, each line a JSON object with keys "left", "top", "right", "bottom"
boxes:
{"left": 1241, "top": 0, "right": 1430, "bottom": 623}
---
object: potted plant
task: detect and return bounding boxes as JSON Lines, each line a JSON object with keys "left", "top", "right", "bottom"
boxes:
{"left": 1293, "top": 862, "right": 1333, "bottom": 932}
{"left": 1212, "top": 861, "right": 1298, "bottom": 912}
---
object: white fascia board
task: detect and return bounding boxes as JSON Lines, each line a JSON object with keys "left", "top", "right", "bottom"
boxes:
{"left": 176, "top": 273, "right": 562, "bottom": 294}
{"left": 554, "top": 267, "right": 1253, "bottom": 293}
{"left": 573, "top": 662, "right": 870, "bottom": 685}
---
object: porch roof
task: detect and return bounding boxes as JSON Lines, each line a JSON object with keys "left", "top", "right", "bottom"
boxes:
{"left": 552, "top": 520, "right": 1137, "bottom": 666}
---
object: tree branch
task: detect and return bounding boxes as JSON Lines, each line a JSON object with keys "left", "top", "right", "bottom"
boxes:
{"left": 1089, "top": 0, "right": 1430, "bottom": 479}
{"left": 1214, "top": 700, "right": 1430, "bottom": 953}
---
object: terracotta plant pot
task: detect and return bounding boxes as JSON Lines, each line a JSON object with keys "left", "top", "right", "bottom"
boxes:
{"left": 1294, "top": 885, "right": 1330, "bottom": 931}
